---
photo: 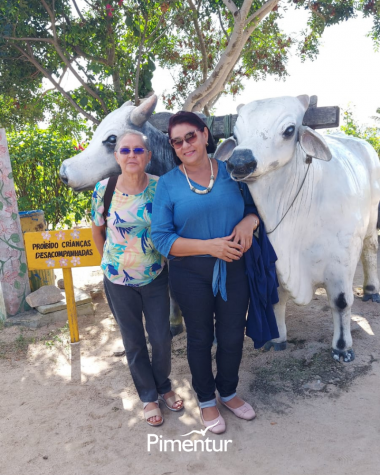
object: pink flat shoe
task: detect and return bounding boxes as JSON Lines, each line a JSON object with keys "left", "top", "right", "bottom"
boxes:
{"left": 220, "top": 399, "right": 256, "bottom": 421}
{"left": 199, "top": 407, "right": 226, "bottom": 434}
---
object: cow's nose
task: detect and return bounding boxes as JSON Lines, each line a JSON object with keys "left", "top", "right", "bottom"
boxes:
{"left": 59, "top": 164, "right": 69, "bottom": 185}
{"left": 226, "top": 149, "right": 257, "bottom": 179}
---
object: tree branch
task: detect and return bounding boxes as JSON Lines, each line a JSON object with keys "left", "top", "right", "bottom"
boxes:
{"left": 112, "top": 70, "right": 123, "bottom": 105}
{"left": 56, "top": 45, "right": 109, "bottom": 114}
{"left": 146, "top": 13, "right": 165, "bottom": 42}
{"left": 2, "top": 36, "right": 53, "bottom": 43}
{"left": 39, "top": 0, "right": 109, "bottom": 114}
{"left": 134, "top": 19, "right": 148, "bottom": 105}
{"left": 73, "top": 46, "right": 110, "bottom": 66}
{"left": 6, "top": 1, "right": 108, "bottom": 114}
{"left": 12, "top": 43, "right": 100, "bottom": 124}
{"left": 58, "top": 64, "right": 69, "bottom": 85}
{"left": 245, "top": 0, "right": 279, "bottom": 28}
{"left": 188, "top": 0, "right": 208, "bottom": 82}
{"left": 183, "top": 0, "right": 277, "bottom": 112}
{"left": 40, "top": 0, "right": 57, "bottom": 37}
{"left": 222, "top": 0, "right": 239, "bottom": 16}
{"left": 217, "top": 7, "right": 230, "bottom": 42}
{"left": 183, "top": 13, "right": 246, "bottom": 111}
{"left": 240, "top": 0, "right": 255, "bottom": 19}
{"left": 146, "top": 27, "right": 168, "bottom": 49}
{"left": 72, "top": 0, "right": 86, "bottom": 22}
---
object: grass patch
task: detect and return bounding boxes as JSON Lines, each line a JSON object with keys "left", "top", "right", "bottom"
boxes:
{"left": 15, "top": 332, "right": 35, "bottom": 350}
{"left": 0, "top": 329, "right": 36, "bottom": 359}
{"left": 43, "top": 322, "right": 70, "bottom": 349}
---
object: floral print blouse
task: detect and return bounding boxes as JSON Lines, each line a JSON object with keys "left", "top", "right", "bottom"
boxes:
{"left": 91, "top": 174, "right": 165, "bottom": 286}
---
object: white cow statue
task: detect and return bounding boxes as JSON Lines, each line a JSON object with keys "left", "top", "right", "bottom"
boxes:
{"left": 215, "top": 95, "right": 380, "bottom": 362}
{"left": 60, "top": 96, "right": 177, "bottom": 191}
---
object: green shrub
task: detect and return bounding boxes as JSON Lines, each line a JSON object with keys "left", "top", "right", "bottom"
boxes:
{"left": 340, "top": 108, "right": 380, "bottom": 158}
{"left": 8, "top": 126, "right": 91, "bottom": 229}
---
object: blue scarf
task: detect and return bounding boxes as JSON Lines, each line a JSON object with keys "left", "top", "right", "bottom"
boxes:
{"left": 244, "top": 203, "right": 280, "bottom": 349}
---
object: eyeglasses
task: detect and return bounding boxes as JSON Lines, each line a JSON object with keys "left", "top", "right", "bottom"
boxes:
{"left": 169, "top": 129, "right": 200, "bottom": 150}
{"left": 119, "top": 147, "right": 148, "bottom": 155}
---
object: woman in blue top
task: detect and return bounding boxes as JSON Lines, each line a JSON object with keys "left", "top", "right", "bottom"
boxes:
{"left": 151, "top": 111, "right": 259, "bottom": 434}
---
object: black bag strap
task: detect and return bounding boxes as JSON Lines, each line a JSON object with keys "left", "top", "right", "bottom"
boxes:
{"left": 102, "top": 175, "right": 119, "bottom": 225}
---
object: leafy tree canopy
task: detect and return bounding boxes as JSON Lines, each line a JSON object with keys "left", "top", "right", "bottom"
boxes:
{"left": 0, "top": 0, "right": 179, "bottom": 128}
{"left": 0, "top": 0, "right": 379, "bottom": 125}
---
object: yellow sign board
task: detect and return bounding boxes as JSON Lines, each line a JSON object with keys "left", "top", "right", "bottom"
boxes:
{"left": 24, "top": 228, "right": 101, "bottom": 270}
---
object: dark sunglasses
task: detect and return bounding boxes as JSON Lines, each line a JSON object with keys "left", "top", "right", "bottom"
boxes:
{"left": 119, "top": 147, "right": 148, "bottom": 155}
{"left": 169, "top": 129, "right": 200, "bottom": 149}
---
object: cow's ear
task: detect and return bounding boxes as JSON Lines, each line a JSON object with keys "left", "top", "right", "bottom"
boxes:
{"left": 122, "top": 100, "right": 133, "bottom": 107}
{"left": 299, "top": 125, "right": 332, "bottom": 162}
{"left": 130, "top": 94, "right": 157, "bottom": 127}
{"left": 297, "top": 94, "right": 310, "bottom": 111}
{"left": 214, "top": 137, "right": 237, "bottom": 162}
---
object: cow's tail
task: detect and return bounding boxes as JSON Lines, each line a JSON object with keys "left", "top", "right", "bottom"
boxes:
{"left": 378, "top": 202, "right": 380, "bottom": 229}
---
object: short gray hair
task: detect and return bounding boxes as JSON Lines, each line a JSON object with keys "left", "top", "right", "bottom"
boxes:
{"left": 115, "top": 129, "right": 150, "bottom": 151}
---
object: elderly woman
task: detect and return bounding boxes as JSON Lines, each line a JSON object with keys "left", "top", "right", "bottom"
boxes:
{"left": 151, "top": 112, "right": 259, "bottom": 434}
{"left": 91, "top": 129, "right": 183, "bottom": 427}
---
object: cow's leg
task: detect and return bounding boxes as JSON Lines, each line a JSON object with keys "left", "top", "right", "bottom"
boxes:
{"left": 169, "top": 292, "right": 183, "bottom": 336}
{"left": 325, "top": 283, "right": 355, "bottom": 363}
{"left": 361, "top": 229, "right": 380, "bottom": 303}
{"left": 263, "top": 286, "right": 288, "bottom": 352}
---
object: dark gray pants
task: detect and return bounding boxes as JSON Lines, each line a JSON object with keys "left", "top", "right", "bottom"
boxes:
{"left": 103, "top": 266, "right": 172, "bottom": 403}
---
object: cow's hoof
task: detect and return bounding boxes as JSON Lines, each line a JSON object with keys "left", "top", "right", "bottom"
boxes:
{"left": 170, "top": 323, "right": 184, "bottom": 337}
{"left": 263, "top": 341, "right": 287, "bottom": 352}
{"left": 331, "top": 348, "right": 355, "bottom": 363}
{"left": 362, "top": 293, "right": 380, "bottom": 303}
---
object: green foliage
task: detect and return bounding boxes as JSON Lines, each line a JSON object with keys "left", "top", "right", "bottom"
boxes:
{"left": 8, "top": 126, "right": 92, "bottom": 229}
{"left": 291, "top": 1, "right": 380, "bottom": 60}
{"left": 159, "top": 2, "right": 293, "bottom": 111}
{"left": 340, "top": 107, "right": 380, "bottom": 158}
{"left": 0, "top": 0, "right": 178, "bottom": 127}
{"left": 1, "top": 1, "right": 379, "bottom": 120}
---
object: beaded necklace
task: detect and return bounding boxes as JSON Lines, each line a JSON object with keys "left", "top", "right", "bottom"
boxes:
{"left": 182, "top": 157, "right": 215, "bottom": 195}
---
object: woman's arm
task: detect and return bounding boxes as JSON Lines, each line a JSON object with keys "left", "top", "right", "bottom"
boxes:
{"left": 152, "top": 179, "right": 244, "bottom": 262}
{"left": 92, "top": 222, "right": 106, "bottom": 257}
{"left": 170, "top": 235, "right": 243, "bottom": 263}
{"left": 231, "top": 214, "right": 259, "bottom": 252}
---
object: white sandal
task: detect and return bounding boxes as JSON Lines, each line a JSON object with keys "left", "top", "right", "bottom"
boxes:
{"left": 144, "top": 401, "right": 164, "bottom": 427}
{"left": 158, "top": 392, "right": 184, "bottom": 412}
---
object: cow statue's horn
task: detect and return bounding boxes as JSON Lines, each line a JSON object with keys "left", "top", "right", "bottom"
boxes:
{"left": 237, "top": 103, "right": 245, "bottom": 114}
{"left": 297, "top": 94, "right": 310, "bottom": 111}
{"left": 130, "top": 94, "right": 158, "bottom": 127}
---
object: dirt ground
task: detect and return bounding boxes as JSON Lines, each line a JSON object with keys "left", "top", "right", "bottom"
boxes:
{"left": 1, "top": 251, "right": 380, "bottom": 475}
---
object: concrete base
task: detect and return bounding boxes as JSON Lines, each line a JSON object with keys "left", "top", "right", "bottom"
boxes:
{"left": 5, "top": 302, "right": 94, "bottom": 329}
{"left": 35, "top": 288, "right": 92, "bottom": 314}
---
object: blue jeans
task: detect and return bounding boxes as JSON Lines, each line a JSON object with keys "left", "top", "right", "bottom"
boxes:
{"left": 169, "top": 257, "right": 249, "bottom": 404}
{"left": 103, "top": 265, "right": 172, "bottom": 403}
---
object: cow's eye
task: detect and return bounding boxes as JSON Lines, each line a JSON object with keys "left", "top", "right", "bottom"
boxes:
{"left": 102, "top": 135, "right": 117, "bottom": 146}
{"left": 283, "top": 126, "right": 295, "bottom": 139}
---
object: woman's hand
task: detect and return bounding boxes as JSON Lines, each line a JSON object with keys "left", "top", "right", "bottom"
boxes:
{"left": 206, "top": 237, "right": 244, "bottom": 262}
{"left": 230, "top": 214, "right": 259, "bottom": 252}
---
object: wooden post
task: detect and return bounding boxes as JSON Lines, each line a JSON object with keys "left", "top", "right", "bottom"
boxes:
{"left": 62, "top": 267, "right": 79, "bottom": 343}
{"left": 0, "top": 129, "right": 31, "bottom": 321}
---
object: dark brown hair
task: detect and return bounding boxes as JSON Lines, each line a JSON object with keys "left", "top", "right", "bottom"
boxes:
{"left": 168, "top": 111, "right": 216, "bottom": 165}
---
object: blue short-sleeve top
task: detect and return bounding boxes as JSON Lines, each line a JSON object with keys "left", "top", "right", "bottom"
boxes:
{"left": 151, "top": 159, "right": 253, "bottom": 258}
